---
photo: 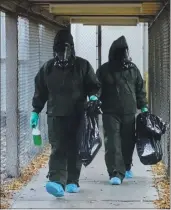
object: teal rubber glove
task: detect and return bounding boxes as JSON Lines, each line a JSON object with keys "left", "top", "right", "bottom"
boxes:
{"left": 141, "top": 107, "right": 148, "bottom": 113}
{"left": 30, "top": 112, "right": 39, "bottom": 128}
{"left": 89, "top": 95, "right": 98, "bottom": 101}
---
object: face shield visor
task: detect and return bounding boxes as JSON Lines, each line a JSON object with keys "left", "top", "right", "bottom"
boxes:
{"left": 54, "top": 42, "right": 73, "bottom": 68}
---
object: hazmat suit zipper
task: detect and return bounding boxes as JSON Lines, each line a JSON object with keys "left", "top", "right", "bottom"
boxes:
{"left": 108, "top": 64, "right": 123, "bottom": 110}
{"left": 122, "top": 71, "right": 136, "bottom": 102}
{"left": 113, "top": 72, "right": 123, "bottom": 111}
{"left": 123, "top": 75, "right": 133, "bottom": 95}
{"left": 62, "top": 67, "right": 65, "bottom": 86}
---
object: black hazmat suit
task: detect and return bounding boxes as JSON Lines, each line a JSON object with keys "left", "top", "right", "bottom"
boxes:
{"left": 32, "top": 30, "right": 101, "bottom": 188}
{"left": 96, "top": 36, "right": 147, "bottom": 180}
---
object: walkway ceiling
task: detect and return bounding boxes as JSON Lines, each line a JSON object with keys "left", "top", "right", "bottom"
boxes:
{"left": 28, "top": 0, "right": 164, "bottom": 26}
{"left": 2, "top": 0, "right": 165, "bottom": 26}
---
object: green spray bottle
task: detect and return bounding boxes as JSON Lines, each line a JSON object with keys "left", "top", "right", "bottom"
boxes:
{"left": 32, "top": 125, "right": 42, "bottom": 146}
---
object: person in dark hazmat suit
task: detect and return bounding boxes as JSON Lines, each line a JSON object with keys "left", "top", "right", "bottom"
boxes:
{"left": 30, "top": 30, "right": 101, "bottom": 197}
{"left": 96, "top": 36, "right": 148, "bottom": 185}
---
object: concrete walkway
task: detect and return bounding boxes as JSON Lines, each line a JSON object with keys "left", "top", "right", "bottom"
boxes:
{"left": 11, "top": 148, "right": 158, "bottom": 209}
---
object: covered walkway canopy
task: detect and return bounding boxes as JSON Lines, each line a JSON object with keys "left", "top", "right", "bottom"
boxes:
{"left": 0, "top": 0, "right": 166, "bottom": 26}
{"left": 29, "top": 0, "right": 162, "bottom": 26}
{"left": 0, "top": 0, "right": 170, "bottom": 182}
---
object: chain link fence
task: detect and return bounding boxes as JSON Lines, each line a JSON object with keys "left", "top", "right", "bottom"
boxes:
{"left": 17, "top": 17, "right": 57, "bottom": 171}
{"left": 0, "top": 11, "right": 58, "bottom": 180}
{"left": 148, "top": 5, "right": 170, "bottom": 175}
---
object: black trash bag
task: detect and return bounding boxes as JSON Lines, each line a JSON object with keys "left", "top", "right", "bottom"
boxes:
{"left": 136, "top": 112, "right": 167, "bottom": 165}
{"left": 85, "top": 100, "right": 102, "bottom": 116}
{"left": 137, "top": 112, "right": 167, "bottom": 137}
{"left": 77, "top": 101, "right": 102, "bottom": 167}
{"left": 136, "top": 135, "right": 163, "bottom": 165}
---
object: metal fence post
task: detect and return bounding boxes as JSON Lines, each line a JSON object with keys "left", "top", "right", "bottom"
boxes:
{"left": 143, "top": 22, "right": 149, "bottom": 101}
{"left": 0, "top": 12, "right": 1, "bottom": 101}
{"left": 5, "top": 14, "right": 19, "bottom": 177}
{"left": 0, "top": 13, "right": 1, "bottom": 150}
{"left": 97, "top": 25, "right": 102, "bottom": 68}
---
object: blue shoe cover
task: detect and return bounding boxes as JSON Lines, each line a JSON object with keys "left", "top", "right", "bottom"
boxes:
{"left": 125, "top": 170, "right": 133, "bottom": 178}
{"left": 46, "top": 182, "right": 64, "bottom": 197}
{"left": 110, "top": 177, "right": 122, "bottom": 185}
{"left": 66, "top": 184, "right": 80, "bottom": 193}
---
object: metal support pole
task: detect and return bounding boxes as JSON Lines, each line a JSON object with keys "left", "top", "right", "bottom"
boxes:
{"left": 143, "top": 22, "right": 149, "bottom": 74}
{"left": 5, "top": 14, "right": 19, "bottom": 177}
{"left": 97, "top": 25, "right": 101, "bottom": 68}
{"left": 0, "top": 13, "right": 1, "bottom": 120}
{"left": 143, "top": 22, "right": 149, "bottom": 102}
{"left": 143, "top": 22, "right": 148, "bottom": 73}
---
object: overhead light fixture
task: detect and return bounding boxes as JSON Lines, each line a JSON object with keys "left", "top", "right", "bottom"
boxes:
{"left": 83, "top": 23, "right": 137, "bottom": 26}
{"left": 49, "top": 3, "right": 142, "bottom": 16}
{"left": 70, "top": 16, "right": 139, "bottom": 26}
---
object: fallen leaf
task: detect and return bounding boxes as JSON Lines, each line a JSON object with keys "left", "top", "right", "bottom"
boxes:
{"left": 0, "top": 145, "right": 50, "bottom": 209}
{"left": 152, "top": 162, "right": 170, "bottom": 209}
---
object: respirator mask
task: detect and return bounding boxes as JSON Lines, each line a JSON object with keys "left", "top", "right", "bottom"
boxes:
{"left": 54, "top": 42, "right": 73, "bottom": 68}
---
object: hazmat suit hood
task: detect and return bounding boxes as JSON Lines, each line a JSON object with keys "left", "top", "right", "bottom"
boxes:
{"left": 53, "top": 30, "right": 75, "bottom": 68}
{"left": 108, "top": 36, "right": 130, "bottom": 69}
